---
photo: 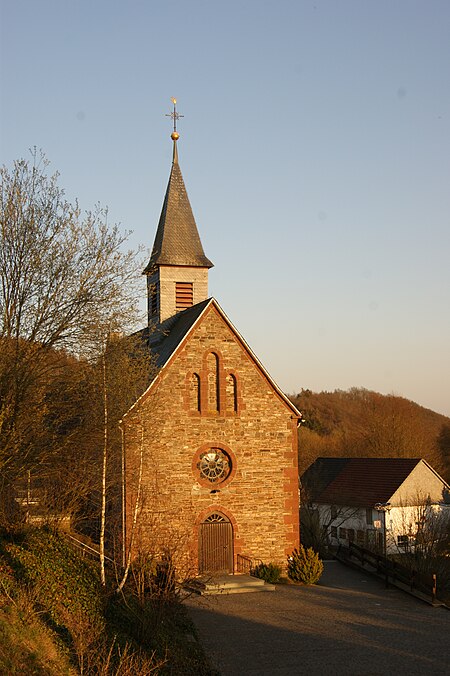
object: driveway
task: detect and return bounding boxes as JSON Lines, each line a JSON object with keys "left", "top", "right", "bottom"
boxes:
{"left": 186, "top": 561, "right": 450, "bottom": 675}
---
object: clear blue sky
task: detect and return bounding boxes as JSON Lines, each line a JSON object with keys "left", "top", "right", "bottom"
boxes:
{"left": 1, "top": 1, "right": 449, "bottom": 416}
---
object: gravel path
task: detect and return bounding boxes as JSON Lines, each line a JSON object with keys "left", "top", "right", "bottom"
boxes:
{"left": 186, "top": 560, "right": 450, "bottom": 675}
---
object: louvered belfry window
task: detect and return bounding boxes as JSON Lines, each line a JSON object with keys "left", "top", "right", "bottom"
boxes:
{"left": 176, "top": 282, "right": 193, "bottom": 311}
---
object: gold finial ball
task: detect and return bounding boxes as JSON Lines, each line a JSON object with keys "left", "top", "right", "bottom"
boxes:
{"left": 171, "top": 132, "right": 180, "bottom": 141}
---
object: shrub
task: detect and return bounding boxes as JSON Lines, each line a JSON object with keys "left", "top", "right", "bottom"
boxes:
{"left": 287, "top": 545, "right": 324, "bottom": 585}
{"left": 251, "top": 562, "right": 282, "bottom": 584}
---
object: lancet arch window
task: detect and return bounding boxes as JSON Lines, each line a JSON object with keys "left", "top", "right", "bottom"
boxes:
{"left": 206, "top": 352, "right": 220, "bottom": 413}
{"left": 189, "top": 372, "right": 201, "bottom": 413}
{"left": 226, "top": 373, "right": 238, "bottom": 414}
{"left": 186, "top": 352, "right": 240, "bottom": 417}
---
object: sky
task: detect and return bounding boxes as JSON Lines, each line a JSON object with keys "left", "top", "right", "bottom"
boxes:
{"left": 1, "top": 0, "right": 449, "bottom": 417}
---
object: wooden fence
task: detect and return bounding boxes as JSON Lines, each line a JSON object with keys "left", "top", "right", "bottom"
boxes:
{"left": 338, "top": 541, "right": 438, "bottom": 603}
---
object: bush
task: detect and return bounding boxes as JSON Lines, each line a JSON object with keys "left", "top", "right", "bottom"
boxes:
{"left": 251, "top": 562, "right": 282, "bottom": 584}
{"left": 287, "top": 545, "right": 324, "bottom": 585}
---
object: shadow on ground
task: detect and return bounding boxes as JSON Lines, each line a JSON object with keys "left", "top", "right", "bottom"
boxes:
{"left": 186, "top": 561, "right": 450, "bottom": 676}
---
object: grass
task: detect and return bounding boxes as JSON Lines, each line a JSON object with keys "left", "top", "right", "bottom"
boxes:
{"left": 0, "top": 526, "right": 216, "bottom": 675}
{"left": 0, "top": 586, "right": 73, "bottom": 675}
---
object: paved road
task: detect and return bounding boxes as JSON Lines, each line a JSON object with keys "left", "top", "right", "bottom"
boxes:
{"left": 186, "top": 561, "right": 450, "bottom": 675}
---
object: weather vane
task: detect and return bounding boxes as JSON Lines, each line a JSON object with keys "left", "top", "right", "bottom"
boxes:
{"left": 165, "top": 97, "right": 184, "bottom": 138}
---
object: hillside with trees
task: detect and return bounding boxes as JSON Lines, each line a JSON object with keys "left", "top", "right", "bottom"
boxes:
{"left": 0, "top": 152, "right": 156, "bottom": 548}
{"left": 290, "top": 388, "right": 450, "bottom": 482}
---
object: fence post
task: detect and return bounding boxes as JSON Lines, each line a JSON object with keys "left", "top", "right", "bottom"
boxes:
{"left": 432, "top": 573, "right": 437, "bottom": 604}
{"left": 410, "top": 570, "right": 415, "bottom": 592}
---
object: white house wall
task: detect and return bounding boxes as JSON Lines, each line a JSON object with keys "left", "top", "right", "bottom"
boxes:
{"left": 315, "top": 502, "right": 450, "bottom": 555}
{"left": 316, "top": 504, "right": 381, "bottom": 550}
{"left": 390, "top": 460, "right": 448, "bottom": 506}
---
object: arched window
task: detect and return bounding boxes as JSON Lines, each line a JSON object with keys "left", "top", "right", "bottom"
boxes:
{"left": 226, "top": 373, "right": 238, "bottom": 413}
{"left": 189, "top": 373, "right": 201, "bottom": 412}
{"left": 206, "top": 352, "right": 220, "bottom": 412}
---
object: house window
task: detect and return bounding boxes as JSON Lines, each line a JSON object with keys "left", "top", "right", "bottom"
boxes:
{"left": 339, "top": 528, "right": 347, "bottom": 539}
{"left": 397, "top": 535, "right": 410, "bottom": 550}
{"left": 366, "top": 530, "right": 376, "bottom": 547}
{"left": 176, "top": 282, "right": 193, "bottom": 311}
{"left": 366, "top": 508, "right": 373, "bottom": 525}
{"left": 347, "top": 529, "right": 355, "bottom": 542}
{"left": 330, "top": 505, "right": 338, "bottom": 520}
{"left": 356, "top": 530, "right": 365, "bottom": 544}
{"left": 331, "top": 526, "right": 337, "bottom": 538}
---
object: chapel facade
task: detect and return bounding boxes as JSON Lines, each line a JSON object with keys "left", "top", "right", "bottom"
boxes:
{"left": 122, "top": 116, "right": 300, "bottom": 576}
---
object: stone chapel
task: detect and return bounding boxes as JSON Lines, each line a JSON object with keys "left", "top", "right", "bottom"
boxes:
{"left": 122, "top": 113, "right": 300, "bottom": 576}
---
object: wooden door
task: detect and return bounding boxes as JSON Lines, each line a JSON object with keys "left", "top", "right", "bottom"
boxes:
{"left": 199, "top": 513, "right": 233, "bottom": 573}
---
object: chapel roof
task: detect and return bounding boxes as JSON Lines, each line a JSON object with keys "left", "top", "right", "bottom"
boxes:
{"left": 143, "top": 140, "right": 213, "bottom": 272}
{"left": 301, "top": 457, "right": 425, "bottom": 507}
{"left": 146, "top": 298, "right": 211, "bottom": 368}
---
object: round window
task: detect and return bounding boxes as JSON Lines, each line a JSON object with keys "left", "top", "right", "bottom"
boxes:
{"left": 197, "top": 448, "right": 231, "bottom": 484}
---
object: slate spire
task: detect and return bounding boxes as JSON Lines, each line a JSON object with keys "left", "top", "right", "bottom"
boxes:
{"left": 145, "top": 100, "right": 213, "bottom": 326}
{"left": 144, "top": 128, "right": 213, "bottom": 273}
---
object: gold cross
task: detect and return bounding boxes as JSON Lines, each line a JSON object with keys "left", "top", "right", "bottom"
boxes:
{"left": 165, "top": 97, "right": 184, "bottom": 133}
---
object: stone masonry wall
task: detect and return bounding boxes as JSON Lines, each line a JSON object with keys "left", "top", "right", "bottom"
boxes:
{"left": 158, "top": 266, "right": 209, "bottom": 323}
{"left": 124, "top": 303, "right": 300, "bottom": 575}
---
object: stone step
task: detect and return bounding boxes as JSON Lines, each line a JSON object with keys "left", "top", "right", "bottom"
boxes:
{"left": 203, "top": 583, "right": 276, "bottom": 595}
{"left": 204, "top": 575, "right": 266, "bottom": 589}
{"left": 186, "top": 574, "right": 276, "bottom": 595}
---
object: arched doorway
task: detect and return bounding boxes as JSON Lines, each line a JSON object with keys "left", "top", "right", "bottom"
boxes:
{"left": 198, "top": 512, "right": 233, "bottom": 574}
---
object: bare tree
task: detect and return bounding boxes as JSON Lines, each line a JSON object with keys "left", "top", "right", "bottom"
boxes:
{"left": 116, "top": 424, "right": 144, "bottom": 593}
{"left": 0, "top": 150, "right": 143, "bottom": 510}
{"left": 392, "top": 496, "right": 450, "bottom": 562}
{"left": 300, "top": 482, "right": 360, "bottom": 557}
{"left": 98, "top": 335, "right": 154, "bottom": 586}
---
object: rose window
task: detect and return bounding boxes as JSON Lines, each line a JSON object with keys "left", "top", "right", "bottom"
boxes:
{"left": 197, "top": 448, "right": 231, "bottom": 484}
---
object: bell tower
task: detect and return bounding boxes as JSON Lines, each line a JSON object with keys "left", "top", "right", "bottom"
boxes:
{"left": 144, "top": 99, "right": 213, "bottom": 326}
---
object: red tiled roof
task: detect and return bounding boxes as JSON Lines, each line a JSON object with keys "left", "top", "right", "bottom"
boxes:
{"left": 304, "top": 457, "right": 422, "bottom": 507}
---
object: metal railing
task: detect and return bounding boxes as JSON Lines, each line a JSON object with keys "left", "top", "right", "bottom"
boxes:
{"left": 236, "top": 554, "right": 263, "bottom": 574}
{"left": 64, "top": 533, "right": 115, "bottom": 568}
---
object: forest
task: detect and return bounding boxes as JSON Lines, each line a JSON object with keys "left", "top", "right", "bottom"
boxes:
{"left": 291, "top": 388, "right": 450, "bottom": 482}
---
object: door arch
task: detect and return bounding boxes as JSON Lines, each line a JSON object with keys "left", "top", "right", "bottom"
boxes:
{"left": 198, "top": 512, "right": 233, "bottom": 574}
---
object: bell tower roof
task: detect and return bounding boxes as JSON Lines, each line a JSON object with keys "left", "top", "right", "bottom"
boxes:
{"left": 144, "top": 101, "right": 213, "bottom": 273}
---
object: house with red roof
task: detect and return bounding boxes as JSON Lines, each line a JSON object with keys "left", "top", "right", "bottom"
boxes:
{"left": 301, "top": 457, "right": 450, "bottom": 555}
